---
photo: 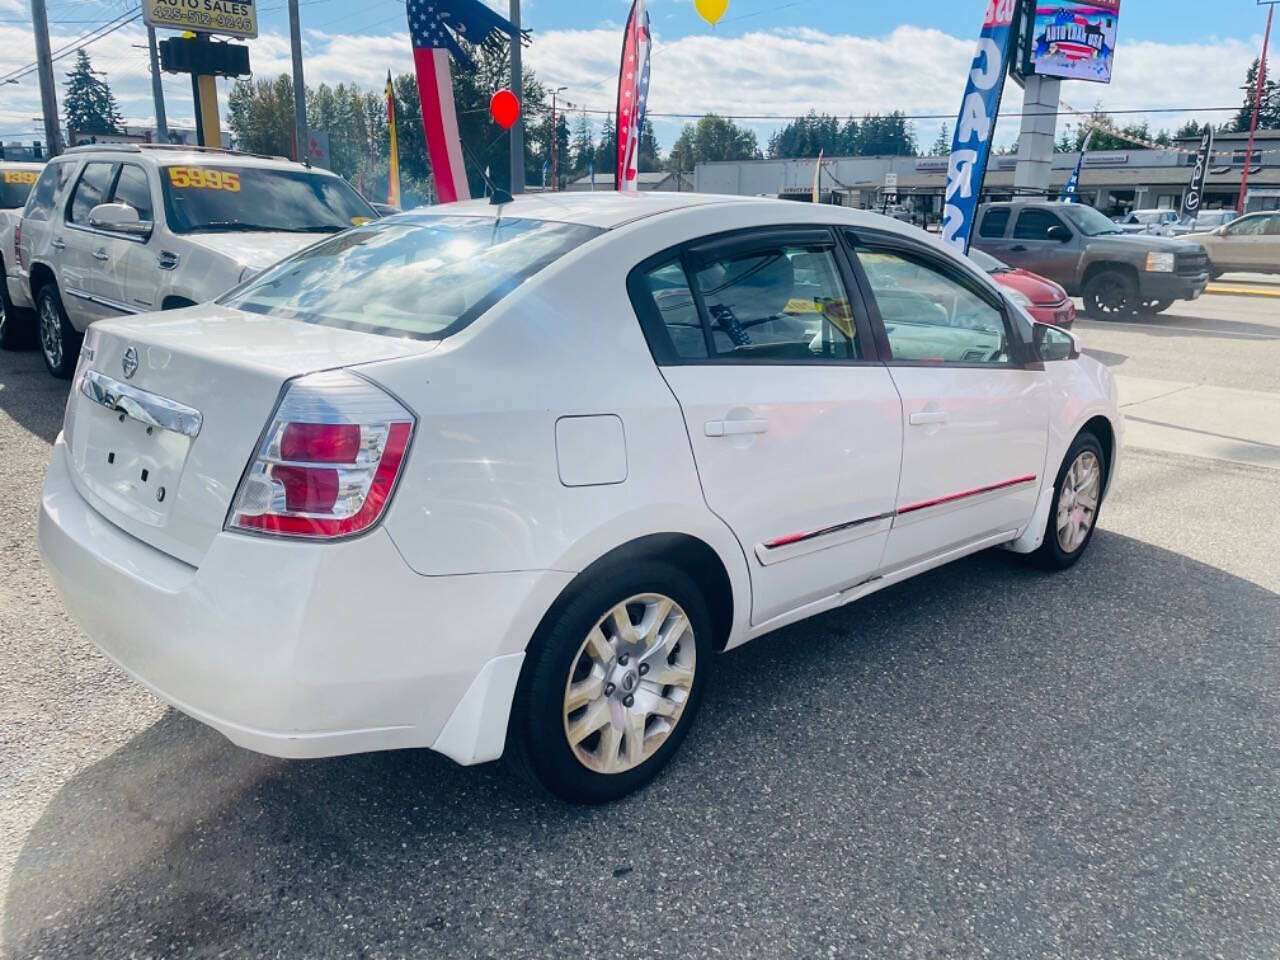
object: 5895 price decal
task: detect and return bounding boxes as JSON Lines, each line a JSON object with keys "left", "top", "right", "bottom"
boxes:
{"left": 167, "top": 167, "right": 242, "bottom": 192}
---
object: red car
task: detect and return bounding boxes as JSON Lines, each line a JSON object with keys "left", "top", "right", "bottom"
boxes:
{"left": 969, "top": 248, "right": 1076, "bottom": 329}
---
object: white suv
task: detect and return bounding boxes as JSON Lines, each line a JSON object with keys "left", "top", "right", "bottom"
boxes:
{"left": 0, "top": 160, "right": 43, "bottom": 349}
{"left": 16, "top": 144, "right": 377, "bottom": 378}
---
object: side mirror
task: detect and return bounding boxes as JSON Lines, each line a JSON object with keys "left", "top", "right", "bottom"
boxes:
{"left": 1033, "top": 322, "right": 1079, "bottom": 362}
{"left": 88, "top": 202, "right": 152, "bottom": 237}
{"left": 1047, "top": 224, "right": 1072, "bottom": 243}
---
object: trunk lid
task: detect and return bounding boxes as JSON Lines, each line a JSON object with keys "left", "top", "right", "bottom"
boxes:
{"left": 64, "top": 305, "right": 436, "bottom": 566}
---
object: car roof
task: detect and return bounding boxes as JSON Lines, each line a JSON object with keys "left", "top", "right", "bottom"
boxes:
{"left": 399, "top": 191, "right": 934, "bottom": 237}
{"left": 0, "top": 161, "right": 44, "bottom": 170}
{"left": 60, "top": 144, "right": 330, "bottom": 174}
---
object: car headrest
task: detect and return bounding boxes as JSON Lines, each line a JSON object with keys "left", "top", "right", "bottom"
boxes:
{"left": 700, "top": 252, "right": 795, "bottom": 323}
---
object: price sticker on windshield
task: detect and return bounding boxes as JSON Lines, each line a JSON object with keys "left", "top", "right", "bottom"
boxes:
{"left": 3, "top": 171, "right": 38, "bottom": 185}
{"left": 167, "top": 167, "right": 242, "bottom": 192}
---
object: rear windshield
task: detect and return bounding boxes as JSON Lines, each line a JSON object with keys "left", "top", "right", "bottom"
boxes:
{"left": 161, "top": 164, "right": 375, "bottom": 234}
{"left": 0, "top": 168, "right": 39, "bottom": 209}
{"left": 221, "top": 215, "right": 603, "bottom": 340}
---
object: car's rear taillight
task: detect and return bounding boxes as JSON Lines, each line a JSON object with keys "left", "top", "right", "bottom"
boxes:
{"left": 227, "top": 370, "right": 414, "bottom": 540}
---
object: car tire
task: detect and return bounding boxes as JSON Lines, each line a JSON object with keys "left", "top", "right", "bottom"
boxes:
{"left": 1138, "top": 299, "right": 1173, "bottom": 315}
{"left": 0, "top": 276, "right": 33, "bottom": 350}
{"left": 1031, "top": 432, "right": 1106, "bottom": 570}
{"left": 1083, "top": 269, "right": 1139, "bottom": 319}
{"left": 36, "top": 283, "right": 82, "bottom": 380}
{"left": 506, "top": 561, "right": 712, "bottom": 804}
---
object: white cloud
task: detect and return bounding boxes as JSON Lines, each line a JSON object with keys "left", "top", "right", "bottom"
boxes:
{"left": 0, "top": 20, "right": 1256, "bottom": 154}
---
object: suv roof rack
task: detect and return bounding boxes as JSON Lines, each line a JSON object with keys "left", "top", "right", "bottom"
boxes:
{"left": 62, "top": 143, "right": 290, "bottom": 162}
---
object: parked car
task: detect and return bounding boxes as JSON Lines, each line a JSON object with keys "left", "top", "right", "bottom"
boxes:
{"left": 16, "top": 143, "right": 377, "bottom": 378}
{"left": 39, "top": 193, "right": 1122, "bottom": 804}
{"left": 1115, "top": 209, "right": 1179, "bottom": 235}
{"left": 1160, "top": 209, "right": 1237, "bottom": 237}
{"left": 0, "top": 159, "right": 42, "bottom": 348}
{"left": 1185, "top": 210, "right": 1280, "bottom": 277}
{"left": 972, "top": 200, "right": 1210, "bottom": 317}
{"left": 370, "top": 202, "right": 403, "bottom": 217}
{"left": 968, "top": 247, "right": 1075, "bottom": 328}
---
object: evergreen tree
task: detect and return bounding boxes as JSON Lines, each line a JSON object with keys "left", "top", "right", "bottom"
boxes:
{"left": 1234, "top": 58, "right": 1280, "bottom": 132}
{"left": 595, "top": 115, "right": 618, "bottom": 179}
{"left": 1174, "top": 119, "right": 1203, "bottom": 140}
{"left": 930, "top": 123, "right": 950, "bottom": 157}
{"left": 638, "top": 117, "right": 662, "bottom": 173}
{"left": 570, "top": 111, "right": 594, "bottom": 178}
{"left": 63, "top": 49, "right": 122, "bottom": 135}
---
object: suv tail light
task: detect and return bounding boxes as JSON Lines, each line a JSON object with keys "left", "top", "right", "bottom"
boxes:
{"left": 14, "top": 221, "right": 23, "bottom": 269}
{"left": 227, "top": 371, "right": 415, "bottom": 540}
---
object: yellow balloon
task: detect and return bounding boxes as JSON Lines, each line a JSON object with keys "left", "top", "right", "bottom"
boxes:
{"left": 695, "top": 0, "right": 729, "bottom": 26}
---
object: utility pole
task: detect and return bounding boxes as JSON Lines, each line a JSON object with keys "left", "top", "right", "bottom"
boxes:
{"left": 288, "top": 0, "right": 309, "bottom": 162}
{"left": 509, "top": 0, "right": 525, "bottom": 193}
{"left": 30, "top": 0, "right": 62, "bottom": 156}
{"left": 1238, "top": 1, "right": 1276, "bottom": 215}
{"left": 550, "top": 86, "right": 566, "bottom": 191}
{"left": 147, "top": 26, "right": 169, "bottom": 144}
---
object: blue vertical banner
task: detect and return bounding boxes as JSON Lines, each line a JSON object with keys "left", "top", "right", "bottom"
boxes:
{"left": 942, "top": 0, "right": 1019, "bottom": 254}
{"left": 1059, "top": 129, "right": 1095, "bottom": 202}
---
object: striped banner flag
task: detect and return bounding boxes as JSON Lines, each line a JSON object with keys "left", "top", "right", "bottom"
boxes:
{"left": 615, "top": 0, "right": 651, "bottom": 192}
{"left": 405, "top": 0, "right": 520, "bottom": 204}
{"left": 385, "top": 72, "right": 401, "bottom": 208}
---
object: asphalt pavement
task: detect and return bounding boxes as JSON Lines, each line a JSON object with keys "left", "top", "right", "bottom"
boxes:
{"left": 2, "top": 292, "right": 1279, "bottom": 959}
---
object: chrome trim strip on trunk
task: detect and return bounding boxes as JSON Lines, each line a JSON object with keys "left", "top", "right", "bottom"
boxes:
{"left": 80, "top": 368, "right": 203, "bottom": 438}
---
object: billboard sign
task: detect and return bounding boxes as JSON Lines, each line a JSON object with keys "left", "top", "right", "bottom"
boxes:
{"left": 144, "top": 0, "right": 258, "bottom": 40}
{"left": 1027, "top": 1, "right": 1120, "bottom": 84}
{"left": 942, "top": 0, "right": 1018, "bottom": 254}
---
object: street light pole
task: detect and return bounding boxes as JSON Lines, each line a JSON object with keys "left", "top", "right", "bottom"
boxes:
{"left": 147, "top": 26, "right": 169, "bottom": 144}
{"left": 1238, "top": 1, "right": 1276, "bottom": 215}
{"left": 288, "top": 0, "right": 309, "bottom": 162}
{"left": 30, "top": 0, "right": 62, "bottom": 156}
{"left": 509, "top": 0, "right": 525, "bottom": 193}
{"left": 550, "top": 86, "right": 566, "bottom": 191}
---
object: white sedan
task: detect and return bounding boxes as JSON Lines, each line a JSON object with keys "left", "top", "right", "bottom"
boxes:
{"left": 39, "top": 193, "right": 1121, "bottom": 803}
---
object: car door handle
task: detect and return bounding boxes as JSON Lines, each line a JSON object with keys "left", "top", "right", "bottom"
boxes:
{"left": 705, "top": 419, "right": 769, "bottom": 437}
{"left": 51, "top": 238, "right": 66, "bottom": 251}
{"left": 93, "top": 248, "right": 109, "bottom": 261}
{"left": 909, "top": 411, "right": 949, "bottom": 426}
{"left": 1009, "top": 244, "right": 1028, "bottom": 252}
{"left": 157, "top": 251, "right": 180, "bottom": 271}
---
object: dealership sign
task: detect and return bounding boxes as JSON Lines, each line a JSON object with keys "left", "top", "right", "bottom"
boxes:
{"left": 143, "top": 0, "right": 258, "bottom": 39}
{"left": 942, "top": 0, "right": 1017, "bottom": 254}
{"left": 1027, "top": 1, "right": 1121, "bottom": 84}
{"left": 1181, "top": 125, "right": 1215, "bottom": 219}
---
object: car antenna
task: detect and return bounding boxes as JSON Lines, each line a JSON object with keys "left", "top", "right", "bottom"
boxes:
{"left": 460, "top": 140, "right": 512, "bottom": 208}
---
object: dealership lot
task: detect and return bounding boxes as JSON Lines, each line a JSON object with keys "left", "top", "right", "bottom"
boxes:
{"left": 2, "top": 290, "right": 1279, "bottom": 958}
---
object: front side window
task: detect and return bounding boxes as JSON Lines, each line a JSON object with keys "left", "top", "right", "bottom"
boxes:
{"left": 68, "top": 162, "right": 117, "bottom": 225}
{"left": 979, "top": 208, "right": 1010, "bottom": 238}
{"left": 856, "top": 248, "right": 1011, "bottom": 365}
{"left": 222, "top": 215, "right": 601, "bottom": 341}
{"left": 0, "top": 168, "right": 39, "bottom": 209}
{"left": 691, "top": 244, "right": 860, "bottom": 362}
{"left": 161, "top": 165, "right": 375, "bottom": 234}
{"left": 1013, "top": 208, "right": 1068, "bottom": 241}
{"left": 22, "top": 161, "right": 72, "bottom": 221}
{"left": 111, "top": 165, "right": 153, "bottom": 222}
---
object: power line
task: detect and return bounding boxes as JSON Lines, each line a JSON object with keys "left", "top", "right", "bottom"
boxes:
{"left": 551, "top": 105, "right": 1244, "bottom": 122}
{"left": 0, "top": 6, "right": 141, "bottom": 85}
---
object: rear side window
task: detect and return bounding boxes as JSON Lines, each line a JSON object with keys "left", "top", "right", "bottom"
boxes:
{"left": 978, "top": 208, "right": 1010, "bottom": 238}
{"left": 638, "top": 260, "right": 708, "bottom": 360}
{"left": 23, "top": 162, "right": 73, "bottom": 221}
{"left": 1013, "top": 208, "right": 1068, "bottom": 241}
{"left": 222, "top": 215, "right": 601, "bottom": 340}
{"left": 68, "top": 162, "right": 117, "bottom": 225}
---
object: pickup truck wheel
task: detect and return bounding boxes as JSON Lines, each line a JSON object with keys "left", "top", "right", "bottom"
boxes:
{"left": 36, "top": 284, "right": 82, "bottom": 380}
{"left": 1083, "top": 270, "right": 1139, "bottom": 319}
{"left": 1139, "top": 299, "right": 1173, "bottom": 315}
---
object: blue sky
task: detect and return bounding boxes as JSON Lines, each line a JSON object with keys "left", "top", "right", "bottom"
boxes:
{"left": 1, "top": 0, "right": 1273, "bottom": 151}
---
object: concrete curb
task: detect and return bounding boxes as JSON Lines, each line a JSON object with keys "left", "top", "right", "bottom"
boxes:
{"left": 1205, "top": 285, "right": 1280, "bottom": 299}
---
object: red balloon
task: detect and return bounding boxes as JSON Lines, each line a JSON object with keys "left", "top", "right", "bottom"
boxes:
{"left": 490, "top": 89, "right": 520, "bottom": 130}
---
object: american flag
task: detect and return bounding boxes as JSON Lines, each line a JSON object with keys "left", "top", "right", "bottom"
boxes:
{"left": 405, "top": 0, "right": 520, "bottom": 203}
{"left": 615, "top": 0, "right": 651, "bottom": 193}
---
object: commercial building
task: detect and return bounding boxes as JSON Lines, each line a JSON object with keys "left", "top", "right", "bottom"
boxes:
{"left": 694, "top": 129, "right": 1280, "bottom": 221}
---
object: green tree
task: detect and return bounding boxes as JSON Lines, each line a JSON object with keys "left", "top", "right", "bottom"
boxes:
{"left": 1174, "top": 119, "right": 1204, "bottom": 140}
{"left": 930, "top": 123, "right": 951, "bottom": 157}
{"left": 855, "top": 112, "right": 916, "bottom": 155}
{"left": 638, "top": 117, "right": 661, "bottom": 173}
{"left": 63, "top": 49, "right": 122, "bottom": 135}
{"left": 570, "top": 111, "right": 594, "bottom": 178}
{"left": 767, "top": 111, "right": 843, "bottom": 158}
{"left": 595, "top": 114, "right": 618, "bottom": 178}
{"left": 667, "top": 114, "right": 759, "bottom": 169}
{"left": 1234, "top": 58, "right": 1280, "bottom": 132}
{"left": 228, "top": 74, "right": 296, "bottom": 158}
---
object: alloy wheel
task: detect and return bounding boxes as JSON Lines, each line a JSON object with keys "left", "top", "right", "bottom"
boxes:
{"left": 39, "top": 294, "right": 62, "bottom": 371}
{"left": 1057, "top": 450, "right": 1101, "bottom": 553}
{"left": 1093, "top": 277, "right": 1133, "bottom": 316}
{"left": 562, "top": 593, "right": 696, "bottom": 775}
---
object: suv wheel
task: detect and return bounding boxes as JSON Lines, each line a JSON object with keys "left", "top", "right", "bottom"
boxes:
{"left": 36, "top": 284, "right": 82, "bottom": 379}
{"left": 507, "top": 561, "right": 711, "bottom": 804}
{"left": 1083, "top": 269, "right": 1138, "bottom": 319}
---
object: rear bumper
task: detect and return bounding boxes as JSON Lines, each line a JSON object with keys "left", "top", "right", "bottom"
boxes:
{"left": 5, "top": 271, "right": 32, "bottom": 310}
{"left": 39, "top": 437, "right": 570, "bottom": 762}
{"left": 1137, "top": 272, "right": 1208, "bottom": 301}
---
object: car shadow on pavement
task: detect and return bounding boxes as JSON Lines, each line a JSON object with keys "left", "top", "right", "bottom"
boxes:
{"left": 1090, "top": 311, "right": 1280, "bottom": 340}
{"left": 0, "top": 347, "right": 68, "bottom": 446}
{"left": 6, "top": 531, "right": 1280, "bottom": 959}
